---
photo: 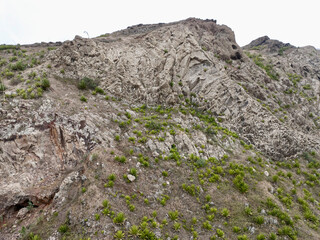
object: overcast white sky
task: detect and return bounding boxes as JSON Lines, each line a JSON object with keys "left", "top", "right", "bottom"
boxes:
{"left": 1, "top": 0, "right": 319, "bottom": 48}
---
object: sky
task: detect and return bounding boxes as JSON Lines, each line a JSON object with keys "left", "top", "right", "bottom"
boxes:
{"left": 1, "top": 0, "right": 320, "bottom": 48}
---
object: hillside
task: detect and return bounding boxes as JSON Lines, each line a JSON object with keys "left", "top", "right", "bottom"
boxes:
{"left": 1, "top": 18, "right": 320, "bottom": 240}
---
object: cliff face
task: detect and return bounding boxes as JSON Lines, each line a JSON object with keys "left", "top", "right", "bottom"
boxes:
{"left": 1, "top": 18, "right": 320, "bottom": 239}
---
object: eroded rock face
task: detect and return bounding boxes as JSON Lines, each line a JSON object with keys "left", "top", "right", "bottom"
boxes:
{"left": 0, "top": 99, "right": 93, "bottom": 218}
{"left": 44, "top": 18, "right": 320, "bottom": 160}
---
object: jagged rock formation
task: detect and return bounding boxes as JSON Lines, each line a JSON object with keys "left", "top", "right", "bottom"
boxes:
{"left": 46, "top": 18, "right": 320, "bottom": 160}
{"left": 1, "top": 18, "right": 320, "bottom": 240}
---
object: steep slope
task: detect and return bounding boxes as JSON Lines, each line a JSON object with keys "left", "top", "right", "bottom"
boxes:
{"left": 1, "top": 18, "right": 320, "bottom": 240}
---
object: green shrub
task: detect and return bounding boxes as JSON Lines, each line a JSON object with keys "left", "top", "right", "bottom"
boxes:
{"left": 256, "top": 233, "right": 266, "bottom": 240}
{"left": 162, "top": 171, "right": 168, "bottom": 177}
{"left": 58, "top": 224, "right": 68, "bottom": 234}
{"left": 114, "top": 230, "right": 125, "bottom": 239}
{"left": 269, "top": 232, "right": 277, "bottom": 240}
{"left": 173, "top": 222, "right": 181, "bottom": 231}
{"left": 78, "top": 77, "right": 99, "bottom": 90}
{"left": 168, "top": 210, "right": 179, "bottom": 221}
{"left": 233, "top": 226, "right": 241, "bottom": 233}
{"left": 128, "top": 225, "right": 140, "bottom": 236}
{"left": 108, "top": 174, "right": 116, "bottom": 181}
{"left": 221, "top": 208, "right": 230, "bottom": 217}
{"left": 0, "top": 83, "right": 6, "bottom": 93}
{"left": 216, "top": 228, "right": 224, "bottom": 237}
{"left": 114, "top": 155, "right": 126, "bottom": 163}
{"left": 28, "top": 233, "right": 42, "bottom": 240}
{"left": 272, "top": 175, "right": 279, "bottom": 183}
{"left": 233, "top": 175, "right": 249, "bottom": 193}
{"left": 102, "top": 199, "right": 109, "bottom": 208}
{"left": 237, "top": 235, "right": 249, "bottom": 240}
{"left": 5, "top": 71, "right": 14, "bottom": 78}
{"left": 277, "top": 226, "right": 297, "bottom": 239}
{"left": 0, "top": 59, "right": 7, "bottom": 66}
{"left": 105, "top": 180, "right": 114, "bottom": 188}
{"left": 202, "top": 220, "right": 212, "bottom": 230}
{"left": 129, "top": 204, "right": 135, "bottom": 212}
{"left": 9, "top": 56, "right": 18, "bottom": 62}
{"left": 254, "top": 216, "right": 264, "bottom": 225}
{"left": 10, "top": 61, "right": 26, "bottom": 71}
{"left": 95, "top": 86, "right": 104, "bottom": 94}
{"left": 80, "top": 96, "right": 87, "bottom": 102}
{"left": 41, "top": 78, "right": 50, "bottom": 90}
{"left": 129, "top": 168, "right": 137, "bottom": 177}
{"left": 113, "top": 212, "right": 126, "bottom": 224}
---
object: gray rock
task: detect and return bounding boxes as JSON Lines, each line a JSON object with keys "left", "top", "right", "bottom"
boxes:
{"left": 127, "top": 174, "right": 136, "bottom": 182}
{"left": 16, "top": 208, "right": 28, "bottom": 219}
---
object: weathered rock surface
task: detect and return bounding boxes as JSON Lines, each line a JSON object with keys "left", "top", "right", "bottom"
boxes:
{"left": 44, "top": 18, "right": 320, "bottom": 160}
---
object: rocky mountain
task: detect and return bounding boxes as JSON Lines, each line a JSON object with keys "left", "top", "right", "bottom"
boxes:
{"left": 1, "top": 18, "right": 320, "bottom": 240}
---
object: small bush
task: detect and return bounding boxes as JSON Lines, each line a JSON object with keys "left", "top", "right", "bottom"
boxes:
{"left": 113, "top": 212, "right": 126, "bottom": 224}
{"left": 80, "top": 96, "right": 87, "bottom": 102}
{"left": 114, "top": 155, "right": 126, "bottom": 163}
{"left": 28, "top": 233, "right": 42, "bottom": 240}
{"left": 10, "top": 61, "right": 26, "bottom": 71}
{"left": 216, "top": 228, "right": 224, "bottom": 237}
{"left": 233, "top": 175, "right": 249, "bottom": 193}
{"left": 237, "top": 235, "right": 249, "bottom": 240}
{"left": 129, "top": 168, "right": 137, "bottom": 177}
{"left": 9, "top": 56, "right": 18, "bottom": 62}
{"left": 272, "top": 175, "right": 279, "bottom": 183}
{"left": 128, "top": 225, "right": 140, "bottom": 236}
{"left": 41, "top": 78, "right": 50, "bottom": 90}
{"left": 233, "top": 226, "right": 241, "bottom": 233}
{"left": 102, "top": 199, "right": 109, "bottom": 208}
{"left": 114, "top": 230, "right": 125, "bottom": 239}
{"left": 78, "top": 77, "right": 99, "bottom": 90}
{"left": 108, "top": 174, "right": 116, "bottom": 181}
{"left": 162, "top": 171, "right": 168, "bottom": 177}
{"left": 277, "top": 226, "right": 297, "bottom": 239}
{"left": 221, "top": 208, "right": 230, "bottom": 217}
{"left": 95, "top": 87, "right": 104, "bottom": 94}
{"left": 5, "top": 71, "right": 14, "bottom": 79}
{"left": 58, "top": 224, "right": 68, "bottom": 234}
{"left": 256, "top": 233, "right": 266, "bottom": 240}
{"left": 168, "top": 210, "right": 179, "bottom": 221}
{"left": 0, "top": 83, "right": 6, "bottom": 93}
{"left": 269, "top": 232, "right": 277, "bottom": 240}
{"left": 254, "top": 216, "right": 264, "bottom": 225}
{"left": 202, "top": 220, "right": 212, "bottom": 230}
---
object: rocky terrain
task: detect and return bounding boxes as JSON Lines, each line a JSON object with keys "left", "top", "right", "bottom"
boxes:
{"left": 1, "top": 18, "right": 320, "bottom": 239}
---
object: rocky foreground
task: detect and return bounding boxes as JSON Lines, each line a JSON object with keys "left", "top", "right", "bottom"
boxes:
{"left": 1, "top": 18, "right": 320, "bottom": 239}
